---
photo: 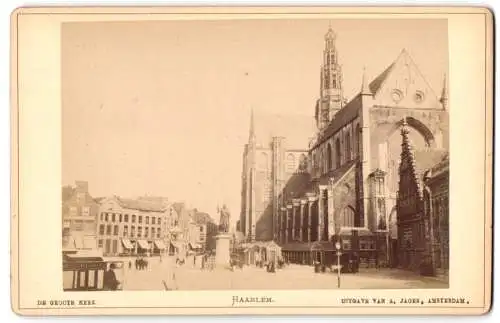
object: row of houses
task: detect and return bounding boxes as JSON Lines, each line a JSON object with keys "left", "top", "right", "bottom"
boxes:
{"left": 61, "top": 181, "right": 218, "bottom": 257}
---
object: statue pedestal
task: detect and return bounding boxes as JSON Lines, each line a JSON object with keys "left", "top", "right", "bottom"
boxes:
{"left": 215, "top": 234, "right": 231, "bottom": 269}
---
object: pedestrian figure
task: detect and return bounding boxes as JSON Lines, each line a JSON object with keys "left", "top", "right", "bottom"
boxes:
{"left": 128, "top": 260, "right": 132, "bottom": 270}
{"left": 103, "top": 263, "right": 120, "bottom": 291}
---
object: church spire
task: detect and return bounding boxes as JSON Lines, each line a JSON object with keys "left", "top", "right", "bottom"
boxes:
{"left": 316, "top": 25, "right": 344, "bottom": 130}
{"left": 249, "top": 107, "right": 255, "bottom": 143}
{"left": 439, "top": 73, "right": 448, "bottom": 110}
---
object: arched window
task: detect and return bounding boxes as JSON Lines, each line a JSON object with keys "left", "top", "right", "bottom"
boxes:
{"left": 320, "top": 151, "right": 324, "bottom": 174}
{"left": 332, "top": 78, "right": 337, "bottom": 89}
{"left": 327, "top": 144, "right": 333, "bottom": 170}
{"left": 258, "top": 152, "right": 268, "bottom": 170}
{"left": 325, "top": 74, "right": 330, "bottom": 89}
{"left": 346, "top": 131, "right": 351, "bottom": 161}
{"left": 340, "top": 206, "right": 356, "bottom": 227}
{"left": 286, "top": 154, "right": 296, "bottom": 173}
{"left": 335, "top": 138, "right": 341, "bottom": 168}
{"left": 355, "top": 124, "right": 360, "bottom": 156}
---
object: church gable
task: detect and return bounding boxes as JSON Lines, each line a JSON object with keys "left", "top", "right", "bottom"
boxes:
{"left": 372, "top": 50, "right": 442, "bottom": 110}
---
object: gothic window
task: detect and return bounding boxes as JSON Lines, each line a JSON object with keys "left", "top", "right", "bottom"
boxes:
{"left": 320, "top": 151, "right": 324, "bottom": 174}
{"left": 298, "top": 154, "right": 307, "bottom": 172}
{"left": 258, "top": 152, "right": 269, "bottom": 171}
{"left": 335, "top": 138, "right": 341, "bottom": 168}
{"left": 330, "top": 53, "right": 335, "bottom": 64}
{"left": 356, "top": 124, "right": 361, "bottom": 156}
{"left": 346, "top": 132, "right": 351, "bottom": 161}
{"left": 327, "top": 144, "right": 333, "bottom": 170}
{"left": 340, "top": 206, "right": 355, "bottom": 227}
{"left": 286, "top": 154, "right": 296, "bottom": 173}
{"left": 332, "top": 78, "right": 337, "bottom": 89}
{"left": 325, "top": 74, "right": 330, "bottom": 89}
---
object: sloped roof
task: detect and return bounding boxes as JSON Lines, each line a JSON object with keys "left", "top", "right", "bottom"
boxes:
{"left": 193, "top": 212, "right": 216, "bottom": 225}
{"left": 316, "top": 159, "right": 358, "bottom": 187}
{"left": 312, "top": 95, "right": 362, "bottom": 149}
{"left": 412, "top": 150, "right": 448, "bottom": 180}
{"left": 253, "top": 112, "right": 316, "bottom": 150}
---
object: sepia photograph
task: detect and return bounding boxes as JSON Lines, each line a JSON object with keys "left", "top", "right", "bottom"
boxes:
{"left": 61, "top": 18, "right": 450, "bottom": 292}
{"left": 11, "top": 7, "right": 492, "bottom": 315}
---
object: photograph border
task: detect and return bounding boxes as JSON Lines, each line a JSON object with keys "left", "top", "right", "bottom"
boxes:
{"left": 10, "top": 6, "right": 493, "bottom": 316}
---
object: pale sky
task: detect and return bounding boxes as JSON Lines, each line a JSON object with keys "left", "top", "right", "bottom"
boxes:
{"left": 62, "top": 19, "right": 448, "bottom": 225}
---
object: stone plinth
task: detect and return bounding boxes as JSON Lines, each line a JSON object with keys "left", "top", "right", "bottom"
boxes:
{"left": 215, "top": 233, "right": 231, "bottom": 269}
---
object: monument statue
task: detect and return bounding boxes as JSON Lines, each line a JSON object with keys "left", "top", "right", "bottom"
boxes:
{"left": 218, "top": 204, "right": 231, "bottom": 233}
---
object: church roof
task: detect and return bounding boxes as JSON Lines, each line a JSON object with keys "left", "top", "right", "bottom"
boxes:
{"left": 253, "top": 112, "right": 316, "bottom": 150}
{"left": 312, "top": 96, "right": 362, "bottom": 149}
{"left": 369, "top": 62, "right": 395, "bottom": 94}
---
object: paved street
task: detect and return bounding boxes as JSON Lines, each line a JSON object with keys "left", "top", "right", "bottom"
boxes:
{"left": 109, "top": 256, "right": 448, "bottom": 291}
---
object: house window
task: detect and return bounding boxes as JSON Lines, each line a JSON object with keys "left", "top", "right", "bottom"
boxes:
{"left": 158, "top": 218, "right": 161, "bottom": 225}
{"left": 200, "top": 226, "right": 204, "bottom": 233}
{"left": 113, "top": 225, "right": 119, "bottom": 236}
{"left": 99, "top": 224, "right": 105, "bottom": 235}
{"left": 139, "top": 216, "right": 143, "bottom": 224}
{"left": 124, "top": 214, "right": 129, "bottom": 222}
{"left": 138, "top": 227, "right": 142, "bottom": 237}
{"left": 157, "top": 231, "right": 161, "bottom": 238}
{"left": 119, "top": 214, "right": 122, "bottom": 222}
{"left": 152, "top": 217, "right": 156, "bottom": 225}
{"left": 112, "top": 240, "right": 118, "bottom": 254}
{"left": 131, "top": 226, "right": 135, "bottom": 237}
{"left": 145, "top": 227, "right": 149, "bottom": 238}
{"left": 151, "top": 228, "right": 155, "bottom": 237}
{"left": 132, "top": 215, "right": 136, "bottom": 223}
{"left": 106, "top": 225, "right": 112, "bottom": 235}
{"left": 123, "top": 225, "right": 128, "bottom": 237}
{"left": 82, "top": 206, "right": 90, "bottom": 217}
{"left": 105, "top": 213, "right": 109, "bottom": 222}
{"left": 100, "top": 213, "right": 104, "bottom": 221}
{"left": 98, "top": 239, "right": 103, "bottom": 248}
{"left": 146, "top": 216, "right": 149, "bottom": 225}
{"left": 112, "top": 213, "right": 116, "bottom": 222}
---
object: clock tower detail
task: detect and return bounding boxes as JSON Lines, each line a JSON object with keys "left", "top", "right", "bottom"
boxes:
{"left": 315, "top": 26, "right": 345, "bottom": 130}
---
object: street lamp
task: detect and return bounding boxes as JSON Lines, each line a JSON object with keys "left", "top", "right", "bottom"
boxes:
{"left": 335, "top": 241, "right": 341, "bottom": 288}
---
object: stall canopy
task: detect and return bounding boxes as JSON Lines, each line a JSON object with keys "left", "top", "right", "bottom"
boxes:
{"left": 136, "top": 240, "right": 150, "bottom": 249}
{"left": 154, "top": 240, "right": 167, "bottom": 250}
{"left": 170, "top": 241, "right": 182, "bottom": 250}
{"left": 121, "top": 238, "right": 134, "bottom": 250}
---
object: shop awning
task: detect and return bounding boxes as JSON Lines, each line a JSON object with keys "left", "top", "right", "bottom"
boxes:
{"left": 136, "top": 239, "right": 150, "bottom": 249}
{"left": 121, "top": 238, "right": 134, "bottom": 249}
{"left": 189, "top": 242, "right": 202, "bottom": 249}
{"left": 154, "top": 240, "right": 167, "bottom": 250}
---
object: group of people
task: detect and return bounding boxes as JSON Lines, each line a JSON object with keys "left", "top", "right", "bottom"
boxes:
{"left": 129, "top": 257, "right": 149, "bottom": 271}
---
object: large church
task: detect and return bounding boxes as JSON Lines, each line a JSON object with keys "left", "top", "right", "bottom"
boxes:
{"left": 239, "top": 26, "right": 449, "bottom": 269}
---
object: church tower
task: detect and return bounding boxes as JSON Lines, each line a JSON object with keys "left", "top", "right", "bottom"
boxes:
{"left": 315, "top": 26, "right": 345, "bottom": 130}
